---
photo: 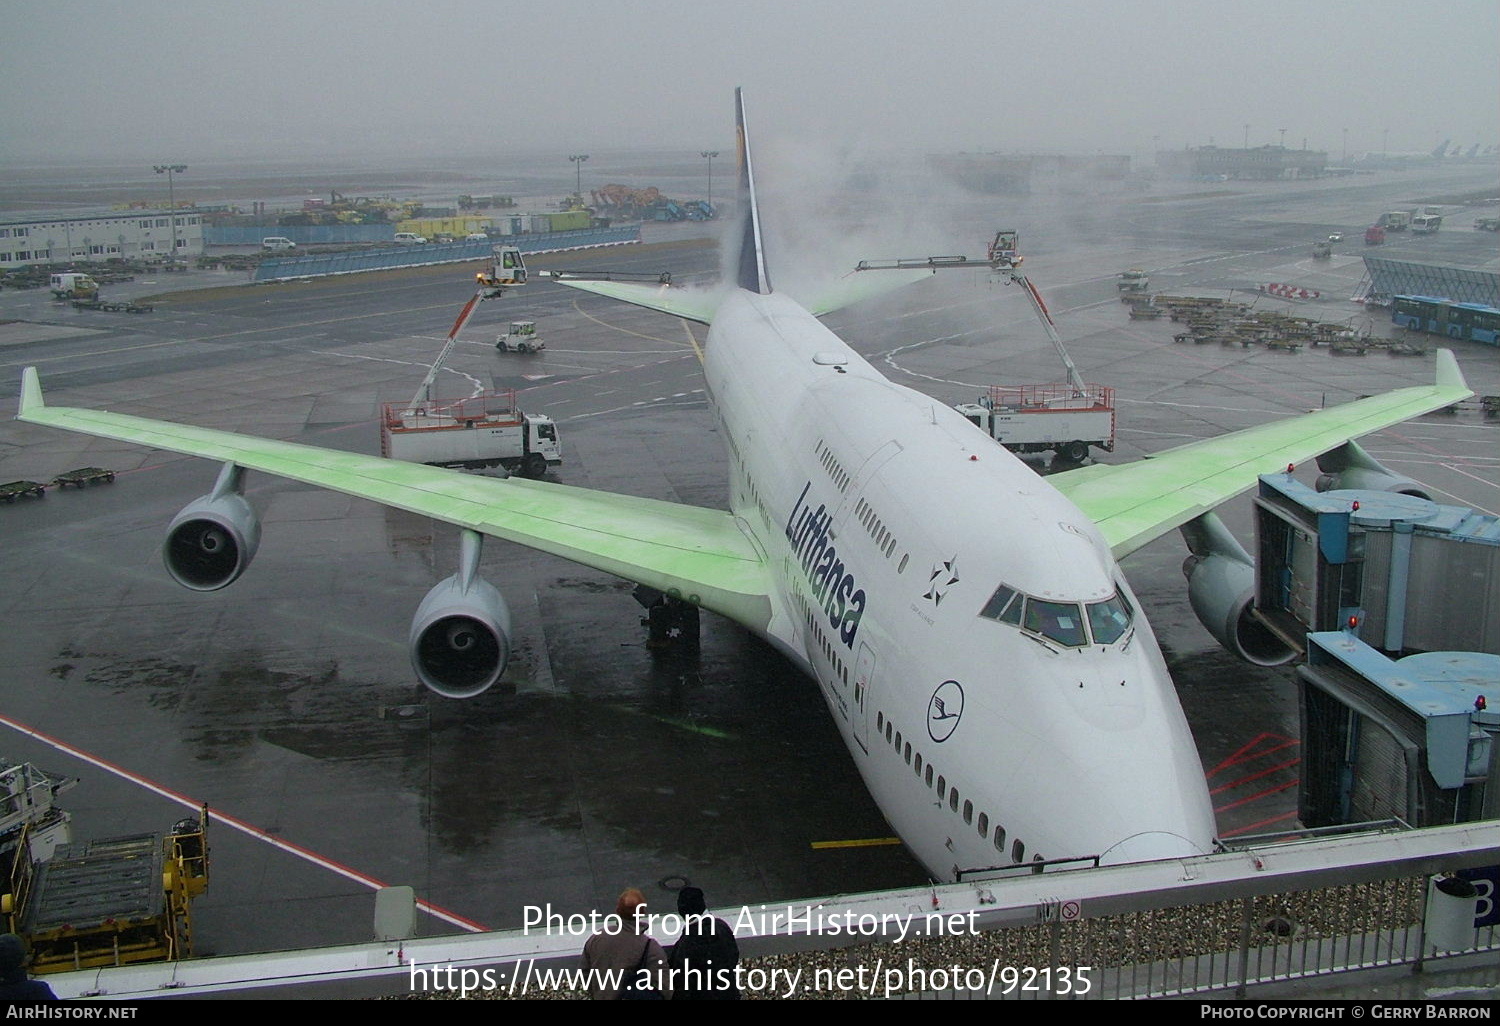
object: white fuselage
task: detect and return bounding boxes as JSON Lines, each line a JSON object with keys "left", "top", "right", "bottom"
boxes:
{"left": 702, "top": 289, "right": 1217, "bottom": 880}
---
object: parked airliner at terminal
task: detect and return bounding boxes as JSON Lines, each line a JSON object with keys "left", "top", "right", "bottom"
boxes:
{"left": 16, "top": 91, "right": 1471, "bottom": 881}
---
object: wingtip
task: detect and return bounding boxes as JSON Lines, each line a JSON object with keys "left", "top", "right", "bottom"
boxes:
{"left": 18, "top": 366, "right": 43, "bottom": 418}
{"left": 1434, "top": 349, "right": 1469, "bottom": 394}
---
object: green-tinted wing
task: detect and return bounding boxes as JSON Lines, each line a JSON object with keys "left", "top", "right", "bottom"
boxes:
{"left": 17, "top": 369, "right": 772, "bottom": 631}
{"left": 548, "top": 277, "right": 723, "bottom": 324}
{"left": 1051, "top": 350, "right": 1472, "bottom": 559}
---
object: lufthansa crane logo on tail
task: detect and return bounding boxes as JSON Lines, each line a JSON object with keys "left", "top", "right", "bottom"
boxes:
{"left": 928, "top": 680, "right": 964, "bottom": 742}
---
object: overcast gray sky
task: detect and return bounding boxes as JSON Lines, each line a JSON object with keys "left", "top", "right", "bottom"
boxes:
{"left": 6, "top": 0, "right": 1497, "bottom": 162}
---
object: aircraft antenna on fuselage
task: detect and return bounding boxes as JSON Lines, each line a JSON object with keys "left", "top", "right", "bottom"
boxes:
{"left": 734, "top": 87, "right": 772, "bottom": 295}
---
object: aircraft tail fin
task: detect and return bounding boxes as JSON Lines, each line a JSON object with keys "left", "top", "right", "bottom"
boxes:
{"left": 734, "top": 87, "right": 772, "bottom": 295}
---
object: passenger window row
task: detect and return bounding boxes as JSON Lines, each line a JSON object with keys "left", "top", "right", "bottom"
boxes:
{"left": 853, "top": 497, "right": 900, "bottom": 561}
{"left": 797, "top": 591, "right": 849, "bottom": 688}
{"left": 875, "top": 709, "right": 1040, "bottom": 868}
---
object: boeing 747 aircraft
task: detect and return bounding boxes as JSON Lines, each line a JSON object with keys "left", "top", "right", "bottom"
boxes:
{"left": 16, "top": 91, "right": 1471, "bottom": 880}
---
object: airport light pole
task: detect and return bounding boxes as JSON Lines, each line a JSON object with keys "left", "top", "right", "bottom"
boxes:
{"left": 1243, "top": 123, "right": 1250, "bottom": 149}
{"left": 701, "top": 151, "right": 719, "bottom": 209}
{"left": 153, "top": 164, "right": 187, "bottom": 262}
{"left": 568, "top": 154, "right": 589, "bottom": 199}
{"left": 1278, "top": 127, "right": 1287, "bottom": 148}
{"left": 1342, "top": 128, "right": 1348, "bottom": 164}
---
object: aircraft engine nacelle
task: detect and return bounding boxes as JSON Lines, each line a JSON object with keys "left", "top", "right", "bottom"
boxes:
{"left": 163, "top": 464, "right": 261, "bottom": 591}
{"left": 409, "top": 531, "right": 511, "bottom": 699}
{"left": 1314, "top": 440, "right": 1430, "bottom": 500}
{"left": 1179, "top": 514, "right": 1296, "bottom": 668}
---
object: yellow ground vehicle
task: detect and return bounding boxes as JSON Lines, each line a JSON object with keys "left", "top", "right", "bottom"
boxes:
{"left": 2, "top": 808, "right": 209, "bottom": 973}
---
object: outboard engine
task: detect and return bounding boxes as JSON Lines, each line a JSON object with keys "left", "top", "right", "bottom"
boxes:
{"left": 1179, "top": 513, "right": 1296, "bottom": 667}
{"left": 1314, "top": 440, "right": 1430, "bottom": 500}
{"left": 163, "top": 462, "right": 261, "bottom": 591}
{"left": 409, "top": 530, "right": 511, "bottom": 698}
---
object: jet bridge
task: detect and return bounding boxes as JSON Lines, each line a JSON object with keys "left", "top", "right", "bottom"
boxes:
{"left": 1251, "top": 473, "right": 1500, "bottom": 657}
{"left": 1246, "top": 473, "right": 1500, "bottom": 843}
{"left": 1298, "top": 631, "right": 1498, "bottom": 840}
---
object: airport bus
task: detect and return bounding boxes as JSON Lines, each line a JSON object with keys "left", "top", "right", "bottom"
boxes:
{"left": 1391, "top": 295, "right": 1500, "bottom": 346}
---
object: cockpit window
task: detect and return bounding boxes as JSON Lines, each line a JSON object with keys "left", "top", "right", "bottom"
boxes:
{"left": 981, "top": 582, "right": 1130, "bottom": 649}
{"left": 1024, "top": 600, "right": 1087, "bottom": 648}
{"left": 980, "top": 585, "right": 1017, "bottom": 620}
{"left": 1087, "top": 593, "right": 1134, "bottom": 645}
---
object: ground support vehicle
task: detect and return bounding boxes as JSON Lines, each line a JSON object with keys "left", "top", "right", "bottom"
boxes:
{"left": 1116, "top": 268, "right": 1150, "bottom": 295}
{"left": 1311, "top": 325, "right": 1359, "bottom": 348}
{"left": 476, "top": 246, "right": 527, "bottom": 298}
{"left": 4, "top": 809, "right": 209, "bottom": 974}
{"left": 1157, "top": 296, "right": 1249, "bottom": 322}
{"left": 52, "top": 467, "right": 116, "bottom": 488}
{"left": 1174, "top": 330, "right": 1215, "bottom": 345}
{"left": 383, "top": 282, "right": 561, "bottom": 475}
{"left": 0, "top": 481, "right": 46, "bottom": 503}
{"left": 71, "top": 298, "right": 153, "bottom": 313}
{"left": 956, "top": 384, "right": 1115, "bottom": 463}
{"left": 381, "top": 392, "right": 560, "bottom": 475}
{"left": 0, "top": 760, "right": 73, "bottom": 865}
{"left": 496, "top": 320, "right": 544, "bottom": 353}
{"left": 851, "top": 233, "right": 1116, "bottom": 463}
{"left": 1475, "top": 217, "right": 1500, "bottom": 232}
{"left": 49, "top": 274, "right": 99, "bottom": 300}
{"left": 1365, "top": 225, "right": 1386, "bottom": 245}
{"left": 1312, "top": 241, "right": 1332, "bottom": 259}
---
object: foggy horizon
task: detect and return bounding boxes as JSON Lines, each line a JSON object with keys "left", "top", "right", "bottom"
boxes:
{"left": 6, "top": 0, "right": 1498, "bottom": 167}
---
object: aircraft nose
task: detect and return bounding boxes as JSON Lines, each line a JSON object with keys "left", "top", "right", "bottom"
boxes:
{"left": 1098, "top": 831, "right": 1209, "bottom": 866}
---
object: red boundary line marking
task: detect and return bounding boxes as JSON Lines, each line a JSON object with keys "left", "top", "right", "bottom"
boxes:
{"left": 1214, "top": 779, "right": 1298, "bottom": 814}
{"left": 1206, "top": 732, "right": 1299, "bottom": 777}
{"left": 0, "top": 712, "right": 487, "bottom": 933}
{"left": 1208, "top": 757, "right": 1302, "bottom": 796}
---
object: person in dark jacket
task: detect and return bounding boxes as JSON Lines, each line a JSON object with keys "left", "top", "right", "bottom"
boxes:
{"left": 0, "top": 934, "right": 57, "bottom": 1001}
{"left": 668, "top": 886, "right": 740, "bottom": 1000}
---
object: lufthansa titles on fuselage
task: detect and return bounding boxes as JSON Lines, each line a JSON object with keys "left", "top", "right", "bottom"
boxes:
{"left": 785, "top": 482, "right": 867, "bottom": 648}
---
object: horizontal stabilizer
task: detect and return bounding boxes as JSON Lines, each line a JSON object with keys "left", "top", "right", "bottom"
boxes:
{"left": 549, "top": 277, "right": 723, "bottom": 325}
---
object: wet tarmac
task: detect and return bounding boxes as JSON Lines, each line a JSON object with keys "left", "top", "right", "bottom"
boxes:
{"left": 1, "top": 166, "right": 1497, "bottom": 959}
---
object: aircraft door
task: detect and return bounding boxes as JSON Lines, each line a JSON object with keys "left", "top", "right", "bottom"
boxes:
{"left": 853, "top": 641, "right": 876, "bottom": 754}
{"left": 833, "top": 440, "right": 903, "bottom": 533}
